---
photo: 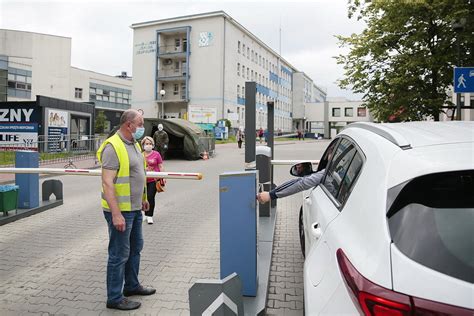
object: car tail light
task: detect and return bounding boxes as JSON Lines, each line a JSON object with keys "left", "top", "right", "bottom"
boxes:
{"left": 336, "top": 249, "right": 473, "bottom": 316}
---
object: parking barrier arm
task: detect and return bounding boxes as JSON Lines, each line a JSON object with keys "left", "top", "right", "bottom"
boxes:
{"left": 0, "top": 168, "right": 203, "bottom": 180}
{"left": 271, "top": 160, "right": 319, "bottom": 166}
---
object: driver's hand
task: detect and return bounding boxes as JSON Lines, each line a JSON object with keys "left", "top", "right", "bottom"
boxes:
{"left": 257, "top": 192, "right": 271, "bottom": 204}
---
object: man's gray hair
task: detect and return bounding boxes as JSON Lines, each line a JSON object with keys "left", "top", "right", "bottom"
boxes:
{"left": 120, "top": 109, "right": 140, "bottom": 126}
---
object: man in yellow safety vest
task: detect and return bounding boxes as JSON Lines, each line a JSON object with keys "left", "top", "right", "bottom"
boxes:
{"left": 97, "top": 109, "right": 155, "bottom": 310}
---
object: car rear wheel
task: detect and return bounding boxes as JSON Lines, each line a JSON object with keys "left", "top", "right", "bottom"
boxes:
{"left": 299, "top": 206, "right": 305, "bottom": 258}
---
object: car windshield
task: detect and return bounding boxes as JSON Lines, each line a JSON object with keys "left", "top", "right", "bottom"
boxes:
{"left": 387, "top": 170, "right": 474, "bottom": 283}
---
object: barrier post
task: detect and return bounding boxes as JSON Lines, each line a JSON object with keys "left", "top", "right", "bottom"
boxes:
{"left": 15, "top": 151, "right": 39, "bottom": 209}
{"left": 219, "top": 171, "right": 258, "bottom": 296}
{"left": 256, "top": 146, "right": 271, "bottom": 217}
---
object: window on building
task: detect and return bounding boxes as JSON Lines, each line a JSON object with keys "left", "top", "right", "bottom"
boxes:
{"left": 345, "top": 108, "right": 353, "bottom": 117}
{"left": 357, "top": 107, "right": 367, "bottom": 117}
{"left": 247, "top": 68, "right": 249, "bottom": 80}
{"left": 251, "top": 50, "right": 254, "bottom": 62}
{"left": 332, "top": 108, "right": 341, "bottom": 117}
{"left": 247, "top": 47, "right": 250, "bottom": 59}
{"left": 242, "top": 86, "right": 245, "bottom": 96}
{"left": 470, "top": 95, "right": 474, "bottom": 107}
{"left": 237, "top": 85, "right": 240, "bottom": 97}
{"left": 243, "top": 44, "right": 246, "bottom": 55}
{"left": 460, "top": 95, "right": 465, "bottom": 107}
{"left": 237, "top": 63, "right": 240, "bottom": 76}
{"left": 181, "top": 83, "right": 186, "bottom": 99}
{"left": 183, "top": 38, "right": 187, "bottom": 52}
{"left": 251, "top": 70, "right": 254, "bottom": 81}
{"left": 174, "top": 84, "right": 179, "bottom": 95}
{"left": 75, "top": 88, "right": 83, "bottom": 99}
{"left": 175, "top": 38, "right": 181, "bottom": 51}
{"left": 174, "top": 61, "right": 180, "bottom": 72}
{"left": 238, "top": 41, "right": 241, "bottom": 53}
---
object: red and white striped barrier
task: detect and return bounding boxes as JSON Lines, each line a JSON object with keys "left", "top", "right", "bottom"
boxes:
{"left": 0, "top": 168, "right": 203, "bottom": 180}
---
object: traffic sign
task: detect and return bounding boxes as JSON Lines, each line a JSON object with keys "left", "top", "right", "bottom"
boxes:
{"left": 453, "top": 67, "right": 474, "bottom": 93}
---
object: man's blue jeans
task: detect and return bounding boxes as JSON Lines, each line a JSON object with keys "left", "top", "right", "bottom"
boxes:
{"left": 103, "top": 210, "right": 144, "bottom": 304}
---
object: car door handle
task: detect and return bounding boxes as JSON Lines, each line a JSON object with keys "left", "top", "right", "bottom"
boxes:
{"left": 310, "top": 222, "right": 322, "bottom": 239}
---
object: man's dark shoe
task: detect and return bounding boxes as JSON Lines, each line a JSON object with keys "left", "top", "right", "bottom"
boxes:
{"left": 106, "top": 298, "right": 141, "bottom": 310}
{"left": 123, "top": 285, "right": 156, "bottom": 297}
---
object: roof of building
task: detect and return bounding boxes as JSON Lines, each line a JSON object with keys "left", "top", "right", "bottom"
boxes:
{"left": 0, "top": 28, "right": 71, "bottom": 40}
{"left": 130, "top": 10, "right": 300, "bottom": 74}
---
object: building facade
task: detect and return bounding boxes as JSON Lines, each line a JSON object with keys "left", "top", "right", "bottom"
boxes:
{"left": 305, "top": 97, "right": 373, "bottom": 138}
{"left": 292, "top": 72, "right": 327, "bottom": 132}
{"left": 131, "top": 11, "right": 304, "bottom": 132}
{"left": 0, "top": 29, "right": 132, "bottom": 133}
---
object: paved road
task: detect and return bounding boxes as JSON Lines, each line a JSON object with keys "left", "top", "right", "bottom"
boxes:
{"left": 0, "top": 139, "right": 329, "bottom": 315}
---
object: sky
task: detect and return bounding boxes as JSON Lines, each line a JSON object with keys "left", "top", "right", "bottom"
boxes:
{"left": 0, "top": 0, "right": 366, "bottom": 99}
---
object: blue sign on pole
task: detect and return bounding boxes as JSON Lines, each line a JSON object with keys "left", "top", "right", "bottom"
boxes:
{"left": 453, "top": 67, "right": 474, "bottom": 93}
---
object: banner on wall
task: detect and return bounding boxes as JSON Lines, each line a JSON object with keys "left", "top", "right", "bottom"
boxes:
{"left": 0, "top": 123, "right": 38, "bottom": 149}
{"left": 0, "top": 106, "right": 40, "bottom": 150}
{"left": 47, "top": 109, "right": 69, "bottom": 152}
{"left": 189, "top": 106, "right": 217, "bottom": 124}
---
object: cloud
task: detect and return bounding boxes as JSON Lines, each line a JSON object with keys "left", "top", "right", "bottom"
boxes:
{"left": 0, "top": 0, "right": 365, "bottom": 98}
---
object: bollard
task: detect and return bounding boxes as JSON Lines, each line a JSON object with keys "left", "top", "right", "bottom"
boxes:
{"left": 256, "top": 146, "right": 271, "bottom": 217}
{"left": 219, "top": 171, "right": 258, "bottom": 296}
{"left": 15, "top": 151, "right": 39, "bottom": 209}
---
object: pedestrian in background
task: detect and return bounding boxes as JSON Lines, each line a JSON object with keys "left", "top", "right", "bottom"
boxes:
{"left": 258, "top": 128, "right": 264, "bottom": 144}
{"left": 237, "top": 128, "right": 244, "bottom": 149}
{"left": 141, "top": 136, "right": 163, "bottom": 225}
{"left": 97, "top": 109, "right": 156, "bottom": 311}
{"left": 153, "top": 124, "right": 169, "bottom": 159}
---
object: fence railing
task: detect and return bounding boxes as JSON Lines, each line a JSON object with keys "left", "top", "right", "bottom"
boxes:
{"left": 0, "top": 135, "right": 107, "bottom": 167}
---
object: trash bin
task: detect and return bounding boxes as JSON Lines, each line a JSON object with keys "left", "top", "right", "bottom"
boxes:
{"left": 0, "top": 185, "right": 19, "bottom": 215}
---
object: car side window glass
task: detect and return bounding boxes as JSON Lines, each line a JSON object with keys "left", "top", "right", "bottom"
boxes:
{"left": 316, "top": 139, "right": 339, "bottom": 172}
{"left": 337, "top": 151, "right": 363, "bottom": 204}
{"left": 323, "top": 139, "right": 356, "bottom": 200}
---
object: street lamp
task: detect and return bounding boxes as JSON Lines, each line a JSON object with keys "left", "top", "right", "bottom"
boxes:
{"left": 159, "top": 89, "right": 166, "bottom": 119}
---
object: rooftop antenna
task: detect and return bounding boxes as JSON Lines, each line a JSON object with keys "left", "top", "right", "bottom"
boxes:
{"left": 279, "top": 16, "right": 282, "bottom": 55}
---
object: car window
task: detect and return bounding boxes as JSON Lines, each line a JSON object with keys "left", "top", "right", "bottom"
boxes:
{"left": 316, "top": 139, "right": 339, "bottom": 172}
{"left": 388, "top": 170, "right": 474, "bottom": 283}
{"left": 322, "top": 140, "right": 356, "bottom": 201}
{"left": 338, "top": 152, "right": 364, "bottom": 203}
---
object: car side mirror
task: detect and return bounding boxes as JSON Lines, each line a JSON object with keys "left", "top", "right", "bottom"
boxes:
{"left": 290, "top": 162, "right": 314, "bottom": 177}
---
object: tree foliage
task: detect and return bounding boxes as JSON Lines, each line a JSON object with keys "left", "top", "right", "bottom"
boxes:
{"left": 95, "top": 110, "right": 107, "bottom": 134}
{"left": 336, "top": 0, "right": 473, "bottom": 121}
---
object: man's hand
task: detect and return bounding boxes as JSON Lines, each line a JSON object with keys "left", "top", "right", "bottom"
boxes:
{"left": 142, "top": 200, "right": 150, "bottom": 212}
{"left": 257, "top": 192, "right": 271, "bottom": 204}
{"left": 112, "top": 213, "right": 126, "bottom": 232}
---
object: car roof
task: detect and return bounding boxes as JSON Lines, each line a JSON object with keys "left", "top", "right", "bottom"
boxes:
{"left": 345, "top": 121, "right": 474, "bottom": 149}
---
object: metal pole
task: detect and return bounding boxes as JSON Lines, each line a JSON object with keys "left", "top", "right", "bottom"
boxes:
{"left": 161, "top": 99, "right": 164, "bottom": 119}
{"left": 267, "top": 101, "right": 274, "bottom": 188}
{"left": 245, "top": 82, "right": 256, "bottom": 169}
{"left": 456, "top": 40, "right": 462, "bottom": 121}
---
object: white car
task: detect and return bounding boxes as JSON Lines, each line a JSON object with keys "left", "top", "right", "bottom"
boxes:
{"left": 298, "top": 121, "right": 474, "bottom": 315}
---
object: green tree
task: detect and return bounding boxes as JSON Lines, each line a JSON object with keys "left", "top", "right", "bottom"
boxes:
{"left": 336, "top": 0, "right": 473, "bottom": 121}
{"left": 95, "top": 110, "right": 106, "bottom": 134}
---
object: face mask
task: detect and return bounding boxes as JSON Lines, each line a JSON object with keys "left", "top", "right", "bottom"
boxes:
{"left": 132, "top": 127, "right": 145, "bottom": 140}
{"left": 144, "top": 144, "right": 153, "bottom": 152}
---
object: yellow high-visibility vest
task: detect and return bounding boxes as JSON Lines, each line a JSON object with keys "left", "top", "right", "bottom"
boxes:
{"left": 97, "top": 133, "right": 147, "bottom": 211}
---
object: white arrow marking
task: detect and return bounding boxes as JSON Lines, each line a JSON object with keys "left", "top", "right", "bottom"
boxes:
{"left": 202, "top": 293, "right": 238, "bottom": 316}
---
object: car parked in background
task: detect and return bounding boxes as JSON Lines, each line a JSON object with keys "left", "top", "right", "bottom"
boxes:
{"left": 298, "top": 121, "right": 474, "bottom": 315}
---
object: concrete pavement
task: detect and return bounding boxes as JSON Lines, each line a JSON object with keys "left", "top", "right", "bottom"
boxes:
{"left": 0, "top": 140, "right": 329, "bottom": 315}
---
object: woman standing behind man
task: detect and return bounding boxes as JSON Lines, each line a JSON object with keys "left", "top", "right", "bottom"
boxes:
{"left": 141, "top": 136, "right": 163, "bottom": 224}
